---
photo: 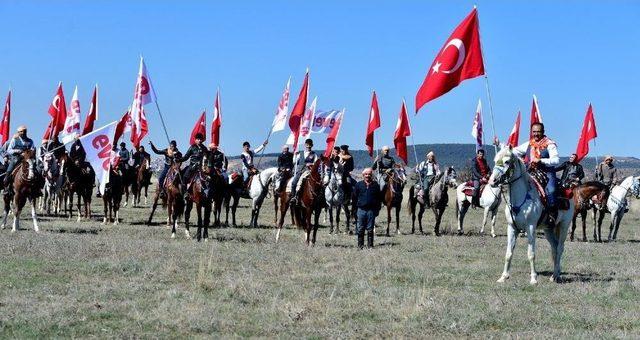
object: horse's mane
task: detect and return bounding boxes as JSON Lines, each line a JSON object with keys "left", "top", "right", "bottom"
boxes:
{"left": 582, "top": 180, "right": 608, "bottom": 189}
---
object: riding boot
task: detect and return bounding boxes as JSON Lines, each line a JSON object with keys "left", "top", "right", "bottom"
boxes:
{"left": 472, "top": 195, "right": 480, "bottom": 208}
{"left": 357, "top": 232, "right": 365, "bottom": 249}
{"left": 367, "top": 230, "right": 374, "bottom": 248}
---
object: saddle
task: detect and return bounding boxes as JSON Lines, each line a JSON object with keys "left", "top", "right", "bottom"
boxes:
{"left": 461, "top": 179, "right": 488, "bottom": 197}
{"left": 528, "top": 168, "right": 571, "bottom": 210}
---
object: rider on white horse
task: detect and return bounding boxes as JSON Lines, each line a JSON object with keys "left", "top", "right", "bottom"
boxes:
{"left": 470, "top": 149, "right": 491, "bottom": 208}
{"left": 499, "top": 122, "right": 560, "bottom": 224}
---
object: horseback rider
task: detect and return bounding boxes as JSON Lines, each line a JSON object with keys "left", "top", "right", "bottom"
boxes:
{"left": 277, "top": 145, "right": 294, "bottom": 172}
{"left": 595, "top": 155, "right": 618, "bottom": 187}
{"left": 149, "top": 140, "right": 181, "bottom": 198}
{"left": 499, "top": 122, "right": 560, "bottom": 224}
{"left": 132, "top": 145, "right": 151, "bottom": 169}
{"left": 556, "top": 153, "right": 585, "bottom": 188}
{"left": 371, "top": 145, "right": 396, "bottom": 190}
{"left": 68, "top": 138, "right": 95, "bottom": 179}
{"left": 470, "top": 149, "right": 491, "bottom": 208}
{"left": 240, "top": 140, "right": 267, "bottom": 188}
{"left": 339, "top": 145, "right": 355, "bottom": 193}
{"left": 290, "top": 138, "right": 319, "bottom": 204}
{"left": 415, "top": 151, "right": 440, "bottom": 207}
{"left": 3, "top": 125, "right": 36, "bottom": 194}
{"left": 116, "top": 142, "right": 131, "bottom": 174}
{"left": 40, "top": 136, "right": 66, "bottom": 161}
{"left": 176, "top": 133, "right": 208, "bottom": 194}
{"left": 207, "top": 143, "right": 228, "bottom": 182}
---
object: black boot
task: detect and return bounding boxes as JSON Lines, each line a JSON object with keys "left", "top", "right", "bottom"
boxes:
{"left": 357, "top": 232, "right": 365, "bottom": 249}
{"left": 367, "top": 230, "right": 374, "bottom": 248}
{"left": 472, "top": 195, "right": 480, "bottom": 208}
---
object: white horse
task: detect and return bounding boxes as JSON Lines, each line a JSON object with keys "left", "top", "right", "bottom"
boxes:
{"left": 490, "top": 146, "right": 574, "bottom": 284}
{"left": 41, "top": 153, "right": 65, "bottom": 215}
{"left": 602, "top": 175, "right": 640, "bottom": 242}
{"left": 323, "top": 163, "right": 351, "bottom": 234}
{"left": 455, "top": 181, "right": 502, "bottom": 237}
{"left": 227, "top": 167, "right": 279, "bottom": 228}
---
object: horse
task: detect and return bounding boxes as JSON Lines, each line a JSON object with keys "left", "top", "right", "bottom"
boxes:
{"left": 490, "top": 146, "right": 574, "bottom": 284}
{"left": 102, "top": 166, "right": 123, "bottom": 225}
{"left": 408, "top": 166, "right": 457, "bottom": 235}
{"left": 568, "top": 181, "right": 608, "bottom": 242}
{"left": 206, "top": 168, "right": 228, "bottom": 228}
{"left": 41, "top": 152, "right": 65, "bottom": 216}
{"left": 184, "top": 166, "right": 210, "bottom": 242}
{"left": 226, "top": 167, "right": 279, "bottom": 228}
{"left": 323, "top": 163, "right": 352, "bottom": 235}
{"left": 455, "top": 178, "right": 502, "bottom": 237}
{"left": 60, "top": 153, "right": 94, "bottom": 221}
{"left": 120, "top": 165, "right": 136, "bottom": 208}
{"left": 284, "top": 158, "right": 325, "bottom": 246}
{"left": 1, "top": 149, "right": 42, "bottom": 232}
{"left": 132, "top": 159, "right": 152, "bottom": 207}
{"left": 273, "top": 168, "right": 293, "bottom": 227}
{"left": 381, "top": 165, "right": 407, "bottom": 236}
{"left": 598, "top": 176, "right": 640, "bottom": 242}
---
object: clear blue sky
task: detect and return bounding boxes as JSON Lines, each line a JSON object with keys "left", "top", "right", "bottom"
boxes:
{"left": 1, "top": 1, "right": 638, "bottom": 158}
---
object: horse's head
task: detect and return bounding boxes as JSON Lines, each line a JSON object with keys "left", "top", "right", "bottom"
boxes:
{"left": 489, "top": 146, "right": 523, "bottom": 187}
{"left": 389, "top": 165, "right": 407, "bottom": 188}
{"left": 23, "top": 150, "right": 37, "bottom": 180}
{"left": 631, "top": 176, "right": 640, "bottom": 199}
{"left": 42, "top": 152, "right": 54, "bottom": 173}
{"left": 445, "top": 166, "right": 458, "bottom": 188}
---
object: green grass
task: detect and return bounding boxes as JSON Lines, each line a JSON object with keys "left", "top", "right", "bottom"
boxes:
{"left": 0, "top": 188, "right": 639, "bottom": 338}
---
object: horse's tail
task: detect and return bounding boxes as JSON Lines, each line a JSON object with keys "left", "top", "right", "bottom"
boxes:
{"left": 455, "top": 196, "right": 460, "bottom": 218}
{"left": 407, "top": 186, "right": 415, "bottom": 216}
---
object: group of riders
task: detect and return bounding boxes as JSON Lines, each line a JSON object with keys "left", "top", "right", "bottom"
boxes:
{"left": 0, "top": 122, "right": 623, "bottom": 222}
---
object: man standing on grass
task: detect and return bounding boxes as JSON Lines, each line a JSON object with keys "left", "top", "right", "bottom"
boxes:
{"left": 354, "top": 167, "right": 382, "bottom": 249}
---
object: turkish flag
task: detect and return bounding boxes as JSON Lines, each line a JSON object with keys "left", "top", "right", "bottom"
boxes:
{"left": 82, "top": 85, "right": 98, "bottom": 136}
{"left": 394, "top": 100, "right": 411, "bottom": 164}
{"left": 0, "top": 90, "right": 10, "bottom": 145}
{"left": 365, "top": 91, "right": 381, "bottom": 157}
{"left": 44, "top": 83, "right": 68, "bottom": 140}
{"left": 529, "top": 94, "right": 543, "bottom": 137}
{"left": 288, "top": 70, "right": 309, "bottom": 152}
{"left": 113, "top": 109, "right": 131, "bottom": 145}
{"left": 575, "top": 104, "right": 597, "bottom": 163}
{"left": 415, "top": 8, "right": 484, "bottom": 113}
{"left": 211, "top": 89, "right": 221, "bottom": 145}
{"left": 190, "top": 111, "right": 207, "bottom": 145}
{"left": 324, "top": 109, "right": 344, "bottom": 157}
{"left": 507, "top": 111, "right": 521, "bottom": 147}
{"left": 130, "top": 103, "right": 148, "bottom": 148}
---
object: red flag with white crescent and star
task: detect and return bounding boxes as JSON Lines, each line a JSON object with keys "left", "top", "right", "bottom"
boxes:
{"left": 211, "top": 89, "right": 221, "bottom": 145}
{"left": 0, "top": 90, "right": 11, "bottom": 145}
{"left": 288, "top": 70, "right": 310, "bottom": 152}
{"left": 415, "top": 8, "right": 485, "bottom": 113}
{"left": 394, "top": 100, "right": 411, "bottom": 164}
{"left": 43, "top": 83, "right": 68, "bottom": 140}
{"left": 507, "top": 111, "right": 521, "bottom": 147}
{"left": 365, "top": 91, "right": 381, "bottom": 157}
{"left": 575, "top": 103, "right": 597, "bottom": 163}
{"left": 82, "top": 85, "right": 98, "bottom": 136}
{"left": 529, "top": 94, "right": 543, "bottom": 137}
{"left": 190, "top": 111, "right": 207, "bottom": 145}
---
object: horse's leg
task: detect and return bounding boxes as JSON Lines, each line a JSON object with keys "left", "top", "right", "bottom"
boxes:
{"left": 410, "top": 197, "right": 417, "bottom": 234}
{"left": 276, "top": 198, "right": 287, "bottom": 243}
{"left": 570, "top": 211, "right": 577, "bottom": 242}
{"left": 1, "top": 196, "right": 10, "bottom": 229}
{"left": 328, "top": 206, "right": 334, "bottom": 234}
{"left": 312, "top": 208, "right": 320, "bottom": 246}
{"left": 11, "top": 202, "right": 21, "bottom": 232}
{"left": 497, "top": 224, "right": 518, "bottom": 283}
{"left": 434, "top": 208, "right": 444, "bottom": 236}
{"left": 579, "top": 210, "right": 587, "bottom": 242}
{"left": 144, "top": 185, "right": 148, "bottom": 205}
{"left": 274, "top": 195, "right": 279, "bottom": 225}
{"left": 612, "top": 210, "right": 625, "bottom": 241}
{"left": 597, "top": 209, "right": 604, "bottom": 242}
{"left": 148, "top": 191, "right": 161, "bottom": 225}
{"left": 543, "top": 225, "right": 559, "bottom": 282}
{"left": 458, "top": 201, "right": 468, "bottom": 235}
{"left": 608, "top": 211, "right": 618, "bottom": 242}
{"left": 232, "top": 196, "right": 238, "bottom": 227}
{"left": 196, "top": 202, "right": 203, "bottom": 242}
{"left": 184, "top": 200, "right": 192, "bottom": 238}
{"left": 336, "top": 205, "right": 342, "bottom": 234}
{"left": 417, "top": 205, "right": 425, "bottom": 234}
{"left": 385, "top": 206, "right": 391, "bottom": 237}
{"left": 102, "top": 197, "right": 108, "bottom": 225}
{"left": 305, "top": 208, "right": 312, "bottom": 246}
{"left": 30, "top": 198, "right": 39, "bottom": 233}
{"left": 343, "top": 203, "right": 350, "bottom": 234}
{"left": 490, "top": 208, "right": 498, "bottom": 238}
{"left": 67, "top": 193, "right": 74, "bottom": 220}
{"left": 76, "top": 192, "right": 82, "bottom": 222}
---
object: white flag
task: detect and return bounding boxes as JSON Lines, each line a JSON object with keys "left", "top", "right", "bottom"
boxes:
{"left": 271, "top": 77, "right": 291, "bottom": 133}
{"left": 311, "top": 109, "right": 341, "bottom": 134}
{"left": 78, "top": 121, "right": 118, "bottom": 195}
{"left": 470, "top": 99, "right": 483, "bottom": 151}
{"left": 60, "top": 86, "right": 82, "bottom": 144}
{"left": 299, "top": 96, "right": 317, "bottom": 138}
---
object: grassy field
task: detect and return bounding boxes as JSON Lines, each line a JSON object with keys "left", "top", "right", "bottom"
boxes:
{"left": 1, "top": 186, "right": 639, "bottom": 338}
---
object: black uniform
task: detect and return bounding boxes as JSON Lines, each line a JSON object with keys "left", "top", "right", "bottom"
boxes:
{"left": 176, "top": 144, "right": 208, "bottom": 183}
{"left": 277, "top": 151, "right": 294, "bottom": 172}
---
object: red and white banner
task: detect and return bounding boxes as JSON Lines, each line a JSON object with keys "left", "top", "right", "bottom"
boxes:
{"left": 288, "top": 69, "right": 310, "bottom": 152}
{"left": 300, "top": 96, "right": 317, "bottom": 138}
{"left": 311, "top": 109, "right": 341, "bottom": 134}
{"left": 575, "top": 103, "right": 597, "bottom": 163}
{"left": 43, "top": 83, "right": 68, "bottom": 140}
{"left": 365, "top": 91, "right": 381, "bottom": 157}
{"left": 114, "top": 109, "right": 132, "bottom": 145}
{"left": 470, "top": 99, "right": 483, "bottom": 151}
{"left": 394, "top": 100, "right": 411, "bottom": 164}
{"left": 0, "top": 90, "right": 11, "bottom": 145}
{"left": 271, "top": 77, "right": 291, "bottom": 133}
{"left": 82, "top": 85, "right": 98, "bottom": 136}
{"left": 191, "top": 111, "right": 207, "bottom": 145}
{"left": 61, "top": 86, "right": 82, "bottom": 144}
{"left": 211, "top": 89, "right": 221, "bottom": 145}
{"left": 78, "top": 121, "right": 118, "bottom": 195}
{"left": 507, "top": 111, "right": 521, "bottom": 147}
{"left": 130, "top": 57, "right": 154, "bottom": 148}
{"left": 529, "top": 94, "right": 542, "bottom": 137}
{"left": 415, "top": 8, "right": 485, "bottom": 113}
{"left": 324, "top": 109, "right": 344, "bottom": 157}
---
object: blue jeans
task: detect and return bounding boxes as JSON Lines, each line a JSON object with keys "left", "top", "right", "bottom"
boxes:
{"left": 356, "top": 209, "right": 376, "bottom": 235}
{"left": 158, "top": 164, "right": 169, "bottom": 189}
{"left": 546, "top": 172, "right": 557, "bottom": 207}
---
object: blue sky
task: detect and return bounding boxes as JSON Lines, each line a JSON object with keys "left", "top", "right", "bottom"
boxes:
{"left": 1, "top": 1, "right": 638, "bottom": 158}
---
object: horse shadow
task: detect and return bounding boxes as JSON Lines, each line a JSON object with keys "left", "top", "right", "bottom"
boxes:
{"left": 323, "top": 241, "right": 400, "bottom": 248}
{"left": 47, "top": 227, "right": 102, "bottom": 235}
{"left": 537, "top": 270, "right": 615, "bottom": 283}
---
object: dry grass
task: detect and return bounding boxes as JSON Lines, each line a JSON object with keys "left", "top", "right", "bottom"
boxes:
{"left": 0, "top": 187, "right": 639, "bottom": 338}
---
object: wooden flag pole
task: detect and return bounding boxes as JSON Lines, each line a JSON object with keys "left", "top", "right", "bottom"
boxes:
{"left": 475, "top": 5, "right": 498, "bottom": 153}
{"left": 140, "top": 55, "right": 171, "bottom": 144}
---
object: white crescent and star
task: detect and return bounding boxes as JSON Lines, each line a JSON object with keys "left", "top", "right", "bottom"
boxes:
{"left": 431, "top": 38, "right": 466, "bottom": 75}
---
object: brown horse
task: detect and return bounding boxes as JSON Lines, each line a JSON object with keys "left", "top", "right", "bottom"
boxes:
{"left": 286, "top": 158, "right": 325, "bottom": 245}
{"left": 569, "top": 181, "right": 609, "bottom": 242}
{"left": 133, "top": 159, "right": 151, "bottom": 207}
{"left": 381, "top": 165, "right": 407, "bottom": 236}
{"left": 206, "top": 167, "right": 227, "bottom": 228}
{"left": 1, "top": 149, "right": 43, "bottom": 232}
{"left": 409, "top": 166, "right": 457, "bottom": 236}
{"left": 185, "top": 167, "right": 209, "bottom": 241}
{"left": 273, "top": 168, "right": 293, "bottom": 226}
{"left": 149, "top": 162, "right": 185, "bottom": 238}
{"left": 120, "top": 165, "right": 136, "bottom": 207}
{"left": 102, "top": 166, "right": 123, "bottom": 225}
{"left": 60, "top": 153, "right": 94, "bottom": 221}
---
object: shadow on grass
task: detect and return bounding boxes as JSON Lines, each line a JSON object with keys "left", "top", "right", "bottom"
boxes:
{"left": 47, "top": 227, "right": 102, "bottom": 235}
{"left": 324, "top": 241, "right": 400, "bottom": 248}
{"left": 538, "top": 270, "right": 615, "bottom": 283}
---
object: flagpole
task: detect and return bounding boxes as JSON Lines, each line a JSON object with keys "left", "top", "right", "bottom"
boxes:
{"left": 405, "top": 99, "right": 423, "bottom": 186}
{"left": 141, "top": 55, "right": 171, "bottom": 144}
{"left": 475, "top": 5, "right": 498, "bottom": 153}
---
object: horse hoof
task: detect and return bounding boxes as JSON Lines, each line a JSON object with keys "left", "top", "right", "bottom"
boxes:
{"left": 396, "top": 230, "right": 401, "bottom": 235}
{"left": 113, "top": 221, "right": 119, "bottom": 226}
{"left": 171, "top": 233, "right": 176, "bottom": 239}
{"left": 491, "top": 233, "right": 496, "bottom": 238}
{"left": 204, "top": 238, "right": 208, "bottom": 243}
{"left": 496, "top": 274, "right": 509, "bottom": 283}
{"left": 530, "top": 277, "right": 538, "bottom": 285}
{"left": 185, "top": 231, "right": 191, "bottom": 238}
{"left": 549, "top": 276, "right": 561, "bottom": 283}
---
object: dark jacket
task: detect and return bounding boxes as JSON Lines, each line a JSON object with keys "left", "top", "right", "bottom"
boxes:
{"left": 132, "top": 151, "right": 151, "bottom": 167}
{"left": 471, "top": 157, "right": 491, "bottom": 180}
{"left": 177, "top": 144, "right": 208, "bottom": 167}
{"left": 372, "top": 154, "right": 395, "bottom": 173}
{"left": 354, "top": 180, "right": 382, "bottom": 212}
{"left": 556, "top": 161, "right": 584, "bottom": 185}
{"left": 207, "top": 150, "right": 228, "bottom": 170}
{"left": 277, "top": 151, "right": 294, "bottom": 171}
{"left": 341, "top": 155, "right": 354, "bottom": 174}
{"left": 150, "top": 144, "right": 180, "bottom": 166}
{"left": 69, "top": 140, "right": 86, "bottom": 162}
